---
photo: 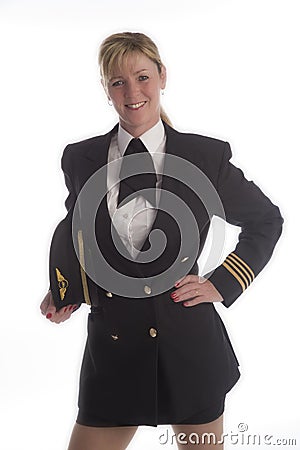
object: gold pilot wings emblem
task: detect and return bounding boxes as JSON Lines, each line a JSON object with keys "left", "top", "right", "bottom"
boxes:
{"left": 55, "top": 268, "right": 69, "bottom": 300}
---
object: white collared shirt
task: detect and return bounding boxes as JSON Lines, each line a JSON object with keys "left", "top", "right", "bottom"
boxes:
{"left": 107, "top": 119, "right": 166, "bottom": 259}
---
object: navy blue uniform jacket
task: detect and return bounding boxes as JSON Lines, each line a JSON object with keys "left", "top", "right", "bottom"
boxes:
{"left": 49, "top": 122, "right": 283, "bottom": 426}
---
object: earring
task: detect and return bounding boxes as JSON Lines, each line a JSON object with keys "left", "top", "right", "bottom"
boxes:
{"left": 108, "top": 98, "right": 112, "bottom": 106}
{"left": 161, "top": 89, "right": 165, "bottom": 96}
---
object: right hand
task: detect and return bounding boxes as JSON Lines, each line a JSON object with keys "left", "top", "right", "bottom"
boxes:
{"left": 40, "top": 290, "right": 78, "bottom": 324}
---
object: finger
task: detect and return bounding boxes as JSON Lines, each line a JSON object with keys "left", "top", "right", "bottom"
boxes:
{"left": 40, "top": 304, "right": 47, "bottom": 315}
{"left": 58, "top": 305, "right": 72, "bottom": 316}
{"left": 60, "top": 310, "right": 73, "bottom": 323}
{"left": 64, "top": 304, "right": 78, "bottom": 315}
{"left": 48, "top": 291, "right": 56, "bottom": 307}
{"left": 40, "top": 292, "right": 51, "bottom": 315}
{"left": 60, "top": 305, "right": 77, "bottom": 321}
{"left": 56, "top": 312, "right": 71, "bottom": 323}
{"left": 58, "top": 306, "right": 77, "bottom": 323}
{"left": 47, "top": 304, "right": 77, "bottom": 323}
{"left": 45, "top": 305, "right": 57, "bottom": 321}
{"left": 49, "top": 310, "right": 69, "bottom": 324}
{"left": 172, "top": 281, "right": 203, "bottom": 298}
{"left": 171, "top": 288, "right": 203, "bottom": 304}
{"left": 174, "top": 274, "right": 200, "bottom": 287}
{"left": 51, "top": 305, "right": 72, "bottom": 323}
{"left": 177, "top": 282, "right": 222, "bottom": 305}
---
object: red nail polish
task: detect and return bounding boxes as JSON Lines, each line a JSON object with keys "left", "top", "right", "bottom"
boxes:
{"left": 170, "top": 292, "right": 176, "bottom": 298}
{"left": 46, "top": 313, "right": 52, "bottom": 319}
{"left": 72, "top": 305, "right": 78, "bottom": 311}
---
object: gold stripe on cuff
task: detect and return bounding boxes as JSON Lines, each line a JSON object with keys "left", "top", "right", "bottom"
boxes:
{"left": 222, "top": 252, "right": 255, "bottom": 291}
{"left": 77, "top": 230, "right": 91, "bottom": 305}
{"left": 227, "top": 255, "right": 252, "bottom": 285}
{"left": 222, "top": 262, "right": 246, "bottom": 291}
{"left": 230, "top": 253, "right": 255, "bottom": 281}
{"left": 225, "top": 258, "right": 251, "bottom": 288}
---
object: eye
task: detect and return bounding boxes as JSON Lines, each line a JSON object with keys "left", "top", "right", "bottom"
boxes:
{"left": 138, "top": 75, "right": 149, "bottom": 81}
{"left": 111, "top": 80, "right": 124, "bottom": 87}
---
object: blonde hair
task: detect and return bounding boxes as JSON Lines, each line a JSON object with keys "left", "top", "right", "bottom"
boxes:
{"left": 98, "top": 32, "right": 172, "bottom": 127}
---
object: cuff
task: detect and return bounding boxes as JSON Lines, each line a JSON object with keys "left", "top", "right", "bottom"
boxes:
{"left": 205, "top": 252, "right": 255, "bottom": 308}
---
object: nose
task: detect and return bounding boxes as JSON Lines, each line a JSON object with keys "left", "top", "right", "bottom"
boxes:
{"left": 124, "top": 80, "right": 140, "bottom": 99}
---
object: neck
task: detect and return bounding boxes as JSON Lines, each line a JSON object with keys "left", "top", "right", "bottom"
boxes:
{"left": 119, "top": 118, "right": 160, "bottom": 138}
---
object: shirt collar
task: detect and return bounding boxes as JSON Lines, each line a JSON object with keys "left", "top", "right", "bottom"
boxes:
{"left": 118, "top": 119, "right": 165, "bottom": 156}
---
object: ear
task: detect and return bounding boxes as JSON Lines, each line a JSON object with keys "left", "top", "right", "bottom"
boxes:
{"left": 160, "top": 65, "right": 167, "bottom": 90}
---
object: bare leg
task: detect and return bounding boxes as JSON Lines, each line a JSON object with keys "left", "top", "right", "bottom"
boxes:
{"left": 67, "top": 423, "right": 139, "bottom": 450}
{"left": 171, "top": 414, "right": 224, "bottom": 450}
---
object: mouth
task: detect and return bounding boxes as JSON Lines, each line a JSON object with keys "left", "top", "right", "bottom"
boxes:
{"left": 125, "top": 101, "right": 146, "bottom": 110}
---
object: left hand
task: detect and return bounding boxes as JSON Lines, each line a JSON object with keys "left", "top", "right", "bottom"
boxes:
{"left": 171, "top": 274, "right": 224, "bottom": 307}
{"left": 40, "top": 290, "right": 78, "bottom": 323}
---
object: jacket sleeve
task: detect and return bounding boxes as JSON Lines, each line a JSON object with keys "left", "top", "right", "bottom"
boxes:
{"left": 47, "top": 144, "right": 77, "bottom": 298}
{"left": 206, "top": 141, "right": 284, "bottom": 308}
{"left": 61, "top": 144, "right": 77, "bottom": 213}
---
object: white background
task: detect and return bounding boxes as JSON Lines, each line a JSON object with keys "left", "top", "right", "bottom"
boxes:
{"left": 1, "top": 1, "right": 299, "bottom": 449}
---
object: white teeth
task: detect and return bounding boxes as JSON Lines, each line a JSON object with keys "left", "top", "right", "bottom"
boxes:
{"left": 126, "top": 102, "right": 145, "bottom": 109}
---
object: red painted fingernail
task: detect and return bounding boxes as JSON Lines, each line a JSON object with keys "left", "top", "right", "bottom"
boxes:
{"left": 46, "top": 313, "right": 52, "bottom": 319}
{"left": 68, "top": 305, "right": 73, "bottom": 311}
{"left": 63, "top": 306, "right": 68, "bottom": 313}
{"left": 72, "top": 305, "right": 78, "bottom": 311}
{"left": 170, "top": 292, "right": 177, "bottom": 298}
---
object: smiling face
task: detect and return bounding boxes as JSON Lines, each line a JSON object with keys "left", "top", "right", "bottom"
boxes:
{"left": 103, "top": 52, "right": 166, "bottom": 137}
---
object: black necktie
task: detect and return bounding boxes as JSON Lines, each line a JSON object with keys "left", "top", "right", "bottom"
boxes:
{"left": 117, "top": 138, "right": 157, "bottom": 208}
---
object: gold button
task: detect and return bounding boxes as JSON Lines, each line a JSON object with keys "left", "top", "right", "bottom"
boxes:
{"left": 144, "top": 285, "right": 152, "bottom": 295}
{"left": 111, "top": 334, "right": 119, "bottom": 340}
{"left": 180, "top": 256, "right": 189, "bottom": 262}
{"left": 149, "top": 327, "right": 157, "bottom": 338}
{"left": 105, "top": 291, "right": 113, "bottom": 298}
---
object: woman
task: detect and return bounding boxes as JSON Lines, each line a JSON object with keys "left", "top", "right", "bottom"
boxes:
{"left": 40, "top": 32, "right": 283, "bottom": 450}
